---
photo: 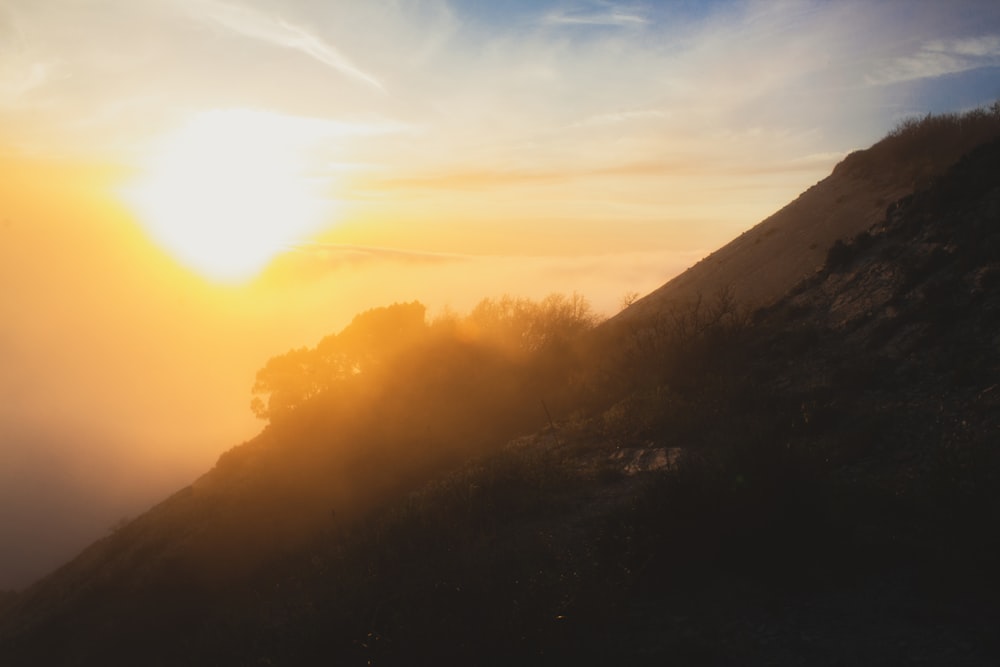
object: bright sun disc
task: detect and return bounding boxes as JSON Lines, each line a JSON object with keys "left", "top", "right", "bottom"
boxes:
{"left": 120, "top": 109, "right": 335, "bottom": 282}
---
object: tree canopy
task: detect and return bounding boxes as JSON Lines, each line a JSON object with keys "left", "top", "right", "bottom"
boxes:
{"left": 250, "top": 295, "right": 600, "bottom": 422}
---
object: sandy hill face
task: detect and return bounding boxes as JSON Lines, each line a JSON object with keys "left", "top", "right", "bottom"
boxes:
{"left": 621, "top": 109, "right": 1000, "bottom": 321}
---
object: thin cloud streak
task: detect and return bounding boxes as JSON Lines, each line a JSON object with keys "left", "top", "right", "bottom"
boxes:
{"left": 359, "top": 153, "right": 845, "bottom": 192}
{"left": 267, "top": 244, "right": 703, "bottom": 319}
{"left": 541, "top": 9, "right": 648, "bottom": 27}
{"left": 866, "top": 34, "right": 1000, "bottom": 85}
{"left": 0, "top": 8, "right": 51, "bottom": 110}
{"left": 568, "top": 109, "right": 669, "bottom": 128}
{"left": 191, "top": 0, "right": 385, "bottom": 91}
{"left": 0, "top": 61, "right": 49, "bottom": 108}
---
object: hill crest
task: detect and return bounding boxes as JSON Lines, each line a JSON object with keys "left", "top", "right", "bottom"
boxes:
{"left": 2, "top": 108, "right": 1000, "bottom": 665}
{"left": 621, "top": 105, "right": 1000, "bottom": 320}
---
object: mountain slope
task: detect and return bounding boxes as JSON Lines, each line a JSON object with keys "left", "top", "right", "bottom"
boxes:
{"left": 1, "top": 115, "right": 999, "bottom": 665}
{"left": 230, "top": 136, "right": 1000, "bottom": 666}
{"left": 624, "top": 106, "right": 1000, "bottom": 318}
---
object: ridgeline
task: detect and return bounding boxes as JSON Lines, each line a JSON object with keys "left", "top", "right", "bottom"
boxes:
{"left": 2, "top": 106, "right": 999, "bottom": 666}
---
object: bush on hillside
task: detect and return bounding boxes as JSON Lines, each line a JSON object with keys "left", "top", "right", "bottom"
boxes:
{"left": 250, "top": 294, "right": 602, "bottom": 424}
{"left": 836, "top": 101, "right": 1000, "bottom": 183}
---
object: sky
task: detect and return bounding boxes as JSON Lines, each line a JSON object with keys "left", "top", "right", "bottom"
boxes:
{"left": 1, "top": 0, "right": 1000, "bottom": 589}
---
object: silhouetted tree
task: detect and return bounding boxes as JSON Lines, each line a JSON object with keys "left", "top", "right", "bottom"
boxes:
{"left": 249, "top": 295, "right": 601, "bottom": 424}
{"left": 251, "top": 302, "right": 428, "bottom": 420}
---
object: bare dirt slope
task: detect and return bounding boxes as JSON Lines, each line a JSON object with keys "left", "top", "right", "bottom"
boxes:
{"left": 623, "top": 110, "right": 1000, "bottom": 319}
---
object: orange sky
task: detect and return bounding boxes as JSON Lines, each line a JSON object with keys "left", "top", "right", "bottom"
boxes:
{"left": 2, "top": 0, "right": 1000, "bottom": 589}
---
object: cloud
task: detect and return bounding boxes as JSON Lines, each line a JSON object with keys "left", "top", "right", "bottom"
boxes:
{"left": 290, "top": 242, "right": 462, "bottom": 267}
{"left": 0, "top": 8, "right": 53, "bottom": 109}
{"left": 364, "top": 168, "right": 568, "bottom": 191}
{"left": 568, "top": 109, "right": 668, "bottom": 128}
{"left": 190, "top": 0, "right": 384, "bottom": 91}
{"left": 541, "top": 2, "right": 647, "bottom": 27}
{"left": 942, "top": 34, "right": 1000, "bottom": 57}
{"left": 0, "top": 61, "right": 50, "bottom": 108}
{"left": 358, "top": 153, "right": 840, "bottom": 193}
{"left": 866, "top": 34, "right": 1000, "bottom": 85}
{"left": 261, "top": 243, "right": 463, "bottom": 284}
{"left": 260, "top": 242, "right": 701, "bottom": 320}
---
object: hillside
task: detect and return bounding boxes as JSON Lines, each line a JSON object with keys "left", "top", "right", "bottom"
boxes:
{"left": 624, "top": 105, "right": 1000, "bottom": 318}
{"left": 1, "top": 111, "right": 999, "bottom": 665}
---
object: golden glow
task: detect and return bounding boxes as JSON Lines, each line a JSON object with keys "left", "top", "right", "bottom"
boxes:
{"left": 120, "top": 109, "right": 335, "bottom": 282}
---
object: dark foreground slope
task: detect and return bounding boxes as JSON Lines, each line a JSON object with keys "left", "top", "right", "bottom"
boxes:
{"left": 275, "top": 137, "right": 1000, "bottom": 667}
{"left": 1, "top": 132, "right": 999, "bottom": 666}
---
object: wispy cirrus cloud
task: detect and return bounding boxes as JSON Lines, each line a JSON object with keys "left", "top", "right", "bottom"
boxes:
{"left": 0, "top": 61, "right": 50, "bottom": 109}
{"left": 541, "top": 2, "right": 648, "bottom": 27}
{"left": 358, "top": 153, "right": 842, "bottom": 194}
{"left": 0, "top": 8, "right": 52, "bottom": 109}
{"left": 264, "top": 242, "right": 700, "bottom": 321}
{"left": 866, "top": 34, "right": 1000, "bottom": 85}
{"left": 189, "top": 0, "right": 384, "bottom": 91}
{"left": 567, "top": 109, "right": 669, "bottom": 129}
{"left": 262, "top": 242, "right": 462, "bottom": 284}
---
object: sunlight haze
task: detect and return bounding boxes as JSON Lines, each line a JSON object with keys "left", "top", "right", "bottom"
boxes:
{"left": 2, "top": 0, "right": 1000, "bottom": 590}
{"left": 120, "top": 109, "right": 341, "bottom": 281}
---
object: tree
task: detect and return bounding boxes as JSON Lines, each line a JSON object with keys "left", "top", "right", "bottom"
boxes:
{"left": 466, "top": 293, "right": 599, "bottom": 356}
{"left": 250, "top": 347, "right": 327, "bottom": 420}
{"left": 251, "top": 302, "right": 428, "bottom": 421}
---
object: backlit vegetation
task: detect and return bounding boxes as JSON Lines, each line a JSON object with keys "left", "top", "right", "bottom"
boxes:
{"left": 835, "top": 101, "right": 1000, "bottom": 185}
{"left": 250, "top": 292, "right": 599, "bottom": 423}
{"left": 3, "top": 110, "right": 1000, "bottom": 666}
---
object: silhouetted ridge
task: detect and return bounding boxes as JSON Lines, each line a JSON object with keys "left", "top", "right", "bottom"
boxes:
{"left": 2, "top": 109, "right": 999, "bottom": 666}
{"left": 621, "top": 102, "right": 1000, "bottom": 320}
{"left": 835, "top": 102, "right": 1000, "bottom": 183}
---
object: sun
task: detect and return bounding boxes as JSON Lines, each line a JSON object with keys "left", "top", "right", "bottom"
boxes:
{"left": 120, "top": 109, "right": 335, "bottom": 283}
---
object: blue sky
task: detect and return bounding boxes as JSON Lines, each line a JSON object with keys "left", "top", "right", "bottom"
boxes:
{"left": 3, "top": 0, "right": 999, "bottom": 162}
